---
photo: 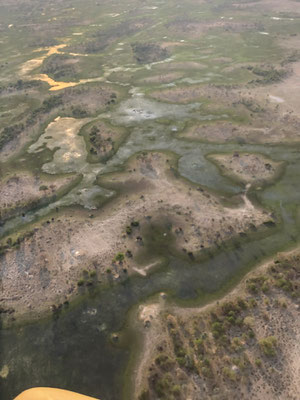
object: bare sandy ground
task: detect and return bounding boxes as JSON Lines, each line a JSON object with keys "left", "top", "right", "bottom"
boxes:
{"left": 254, "top": 61, "right": 300, "bottom": 115}
{"left": 0, "top": 172, "right": 76, "bottom": 221}
{"left": 154, "top": 62, "right": 206, "bottom": 71}
{"left": 139, "top": 72, "right": 183, "bottom": 84}
{"left": 208, "top": 152, "right": 284, "bottom": 186}
{"left": 0, "top": 151, "right": 273, "bottom": 322}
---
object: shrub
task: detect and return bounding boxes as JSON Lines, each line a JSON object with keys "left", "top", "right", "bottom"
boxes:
{"left": 255, "top": 358, "right": 262, "bottom": 367}
{"left": 194, "top": 337, "right": 204, "bottom": 352}
{"left": 237, "top": 297, "right": 248, "bottom": 309}
{"left": 138, "top": 390, "right": 150, "bottom": 400}
{"left": 248, "top": 298, "right": 257, "bottom": 308}
{"left": 155, "top": 354, "right": 174, "bottom": 371}
{"left": 247, "top": 282, "right": 257, "bottom": 293}
{"left": 115, "top": 252, "right": 125, "bottom": 262}
{"left": 222, "top": 366, "right": 236, "bottom": 381}
{"left": 262, "top": 283, "right": 269, "bottom": 293}
{"left": 171, "top": 385, "right": 181, "bottom": 395}
{"left": 275, "top": 278, "right": 292, "bottom": 292}
{"left": 259, "top": 336, "right": 277, "bottom": 356}
{"left": 211, "top": 321, "right": 224, "bottom": 338}
{"left": 131, "top": 220, "right": 140, "bottom": 227}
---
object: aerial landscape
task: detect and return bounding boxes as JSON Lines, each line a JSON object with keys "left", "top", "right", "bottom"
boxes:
{"left": 0, "top": 0, "right": 299, "bottom": 399}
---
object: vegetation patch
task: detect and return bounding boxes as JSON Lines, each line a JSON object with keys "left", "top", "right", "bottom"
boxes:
{"left": 131, "top": 43, "right": 169, "bottom": 64}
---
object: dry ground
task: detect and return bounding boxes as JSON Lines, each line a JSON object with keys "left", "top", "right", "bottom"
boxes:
{"left": 0, "top": 172, "right": 77, "bottom": 221}
{"left": 208, "top": 152, "right": 284, "bottom": 186}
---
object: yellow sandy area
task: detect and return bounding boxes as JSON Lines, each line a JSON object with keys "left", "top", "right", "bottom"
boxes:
{"left": 35, "top": 74, "right": 104, "bottom": 91}
{"left": 14, "top": 387, "right": 99, "bottom": 400}
{"left": 21, "top": 45, "right": 67, "bottom": 76}
{"left": 21, "top": 44, "right": 103, "bottom": 91}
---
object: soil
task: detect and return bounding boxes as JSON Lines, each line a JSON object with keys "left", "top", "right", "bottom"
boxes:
{"left": 207, "top": 152, "right": 284, "bottom": 186}
{"left": 0, "top": 172, "right": 77, "bottom": 221}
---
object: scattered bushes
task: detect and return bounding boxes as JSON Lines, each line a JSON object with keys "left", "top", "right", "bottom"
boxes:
{"left": 248, "top": 65, "right": 288, "bottom": 85}
{"left": 0, "top": 123, "right": 24, "bottom": 150}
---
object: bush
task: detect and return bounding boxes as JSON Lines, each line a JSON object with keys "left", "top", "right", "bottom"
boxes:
{"left": 131, "top": 220, "right": 140, "bottom": 227}
{"left": 222, "top": 366, "right": 236, "bottom": 381}
{"left": 275, "top": 278, "right": 292, "bottom": 292}
{"left": 0, "top": 123, "right": 24, "bottom": 150}
{"left": 138, "top": 390, "right": 150, "bottom": 400}
{"left": 255, "top": 358, "right": 262, "bottom": 367}
{"left": 259, "top": 336, "right": 277, "bottom": 356}
{"left": 115, "top": 252, "right": 125, "bottom": 262}
{"left": 247, "top": 282, "right": 258, "bottom": 293}
{"left": 155, "top": 354, "right": 174, "bottom": 371}
{"left": 211, "top": 321, "right": 224, "bottom": 338}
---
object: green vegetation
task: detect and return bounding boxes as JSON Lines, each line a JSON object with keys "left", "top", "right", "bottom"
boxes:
{"left": 114, "top": 252, "right": 125, "bottom": 262}
{"left": 131, "top": 43, "right": 169, "bottom": 64}
{"left": 0, "top": 123, "right": 24, "bottom": 150}
{"left": 255, "top": 358, "right": 262, "bottom": 367}
{"left": 248, "top": 65, "right": 288, "bottom": 85}
{"left": 0, "top": 79, "right": 41, "bottom": 96}
{"left": 41, "top": 54, "right": 84, "bottom": 81}
{"left": 77, "top": 279, "right": 84, "bottom": 287}
{"left": 259, "top": 336, "right": 277, "bottom": 357}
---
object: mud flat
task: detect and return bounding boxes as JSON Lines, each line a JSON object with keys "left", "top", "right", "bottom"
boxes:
{"left": 207, "top": 152, "right": 284, "bottom": 187}
{"left": 136, "top": 249, "right": 300, "bottom": 400}
{"left": 0, "top": 151, "right": 274, "bottom": 323}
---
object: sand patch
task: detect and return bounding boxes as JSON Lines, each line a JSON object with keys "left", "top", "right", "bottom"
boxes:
{"left": 208, "top": 152, "right": 284, "bottom": 186}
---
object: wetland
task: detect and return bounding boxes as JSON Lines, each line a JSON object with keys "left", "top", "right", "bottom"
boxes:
{"left": 0, "top": 0, "right": 300, "bottom": 399}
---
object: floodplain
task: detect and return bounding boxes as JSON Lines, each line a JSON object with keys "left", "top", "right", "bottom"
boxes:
{"left": 0, "top": 0, "right": 300, "bottom": 399}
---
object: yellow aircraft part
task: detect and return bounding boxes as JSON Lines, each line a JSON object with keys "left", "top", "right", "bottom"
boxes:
{"left": 14, "top": 387, "right": 99, "bottom": 400}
